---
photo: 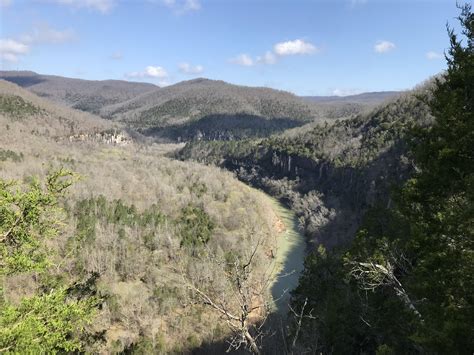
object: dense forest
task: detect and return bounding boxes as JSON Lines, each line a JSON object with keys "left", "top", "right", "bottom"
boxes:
{"left": 290, "top": 6, "right": 473, "bottom": 353}
{"left": 178, "top": 5, "right": 474, "bottom": 353}
{"left": 0, "top": 3, "right": 473, "bottom": 354}
{"left": 0, "top": 80, "right": 281, "bottom": 352}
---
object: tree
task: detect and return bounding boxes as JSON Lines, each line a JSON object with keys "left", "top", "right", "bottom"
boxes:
{"left": 179, "top": 204, "right": 215, "bottom": 248}
{"left": 0, "top": 170, "right": 97, "bottom": 353}
{"left": 178, "top": 235, "right": 273, "bottom": 354}
{"left": 348, "top": 3, "right": 474, "bottom": 352}
{"left": 290, "top": 4, "right": 474, "bottom": 353}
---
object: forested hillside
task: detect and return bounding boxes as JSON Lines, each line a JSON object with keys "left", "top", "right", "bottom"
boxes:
{"left": 177, "top": 80, "right": 433, "bottom": 248}
{"left": 0, "top": 80, "right": 280, "bottom": 353}
{"left": 0, "top": 72, "right": 390, "bottom": 143}
{"left": 0, "top": 71, "right": 157, "bottom": 115}
{"left": 291, "top": 6, "right": 473, "bottom": 353}
{"left": 179, "top": 5, "right": 474, "bottom": 353}
{"left": 100, "top": 78, "right": 319, "bottom": 140}
{"left": 1, "top": 3, "right": 472, "bottom": 354}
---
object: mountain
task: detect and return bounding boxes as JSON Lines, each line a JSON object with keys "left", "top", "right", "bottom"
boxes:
{"left": 0, "top": 70, "right": 157, "bottom": 115}
{"left": 300, "top": 91, "right": 403, "bottom": 120}
{"left": 100, "top": 78, "right": 319, "bottom": 140}
{"left": 0, "top": 78, "right": 116, "bottom": 139}
{"left": 177, "top": 83, "right": 433, "bottom": 248}
{"left": 302, "top": 91, "right": 401, "bottom": 105}
{"left": 0, "top": 76, "right": 278, "bottom": 353}
{"left": 0, "top": 72, "right": 393, "bottom": 142}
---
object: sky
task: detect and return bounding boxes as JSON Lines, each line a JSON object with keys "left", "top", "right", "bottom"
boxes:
{"left": 0, "top": 0, "right": 465, "bottom": 96}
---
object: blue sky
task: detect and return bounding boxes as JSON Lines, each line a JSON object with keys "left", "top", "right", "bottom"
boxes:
{"left": 0, "top": 0, "right": 464, "bottom": 95}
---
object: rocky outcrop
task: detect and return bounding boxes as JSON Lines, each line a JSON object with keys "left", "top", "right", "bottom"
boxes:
{"left": 216, "top": 142, "right": 411, "bottom": 248}
{"left": 67, "top": 130, "right": 132, "bottom": 146}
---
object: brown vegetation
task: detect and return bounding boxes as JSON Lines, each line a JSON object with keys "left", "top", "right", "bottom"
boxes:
{"left": 0, "top": 80, "right": 280, "bottom": 352}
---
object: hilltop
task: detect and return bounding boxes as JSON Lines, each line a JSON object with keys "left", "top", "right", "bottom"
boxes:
{"left": 1, "top": 71, "right": 404, "bottom": 141}
{"left": 0, "top": 71, "right": 157, "bottom": 115}
{"left": 0, "top": 76, "right": 279, "bottom": 353}
{"left": 99, "top": 78, "right": 320, "bottom": 140}
{"left": 0, "top": 79, "right": 116, "bottom": 139}
{"left": 302, "top": 91, "right": 401, "bottom": 105}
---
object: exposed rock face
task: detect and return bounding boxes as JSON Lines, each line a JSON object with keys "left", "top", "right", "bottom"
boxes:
{"left": 177, "top": 86, "right": 434, "bottom": 248}
{"left": 68, "top": 131, "right": 132, "bottom": 146}
{"left": 216, "top": 143, "right": 411, "bottom": 248}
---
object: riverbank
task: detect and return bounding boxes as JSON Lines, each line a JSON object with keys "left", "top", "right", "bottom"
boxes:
{"left": 265, "top": 195, "right": 306, "bottom": 314}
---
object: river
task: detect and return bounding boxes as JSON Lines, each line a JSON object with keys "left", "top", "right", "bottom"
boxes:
{"left": 266, "top": 196, "right": 306, "bottom": 315}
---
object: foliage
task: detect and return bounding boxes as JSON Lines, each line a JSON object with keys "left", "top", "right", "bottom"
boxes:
{"left": 0, "top": 149, "right": 23, "bottom": 163}
{"left": 290, "top": 4, "right": 474, "bottom": 353}
{"left": 72, "top": 195, "right": 166, "bottom": 245}
{"left": 0, "top": 94, "right": 42, "bottom": 119}
{"left": 0, "top": 288, "right": 96, "bottom": 353}
{"left": 179, "top": 204, "right": 214, "bottom": 248}
{"left": 0, "top": 169, "right": 76, "bottom": 275}
{"left": 0, "top": 170, "right": 97, "bottom": 353}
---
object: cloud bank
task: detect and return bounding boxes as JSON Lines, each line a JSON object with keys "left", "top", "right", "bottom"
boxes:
{"left": 0, "top": 24, "right": 75, "bottom": 63}
{"left": 231, "top": 39, "right": 318, "bottom": 67}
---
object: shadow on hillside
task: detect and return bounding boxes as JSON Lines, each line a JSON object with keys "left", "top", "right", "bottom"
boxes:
{"left": 190, "top": 313, "right": 290, "bottom": 355}
{"left": 1, "top": 75, "right": 46, "bottom": 88}
{"left": 221, "top": 141, "right": 410, "bottom": 249}
{"left": 143, "top": 113, "right": 306, "bottom": 142}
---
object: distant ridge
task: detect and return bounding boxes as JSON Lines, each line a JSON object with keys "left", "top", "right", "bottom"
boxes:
{"left": 302, "top": 91, "right": 401, "bottom": 105}
{"left": 0, "top": 79, "right": 115, "bottom": 138}
{"left": 0, "top": 70, "right": 158, "bottom": 115}
{"left": 0, "top": 70, "right": 403, "bottom": 141}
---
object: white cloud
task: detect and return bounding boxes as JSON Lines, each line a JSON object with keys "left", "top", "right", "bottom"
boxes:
{"left": 0, "top": 24, "right": 74, "bottom": 63}
{"left": 374, "top": 40, "right": 396, "bottom": 53}
{"left": 158, "top": 80, "right": 170, "bottom": 87}
{"left": 230, "top": 54, "right": 254, "bottom": 67}
{"left": 179, "top": 62, "right": 204, "bottom": 74}
{"left": 231, "top": 39, "right": 318, "bottom": 68}
{"left": 273, "top": 39, "right": 317, "bottom": 56}
{"left": 50, "top": 0, "right": 115, "bottom": 14}
{"left": 256, "top": 51, "right": 277, "bottom": 65}
{"left": 0, "top": 39, "right": 29, "bottom": 62}
{"left": 20, "top": 24, "right": 76, "bottom": 44}
{"left": 426, "top": 51, "right": 443, "bottom": 60}
{"left": 126, "top": 66, "right": 169, "bottom": 79}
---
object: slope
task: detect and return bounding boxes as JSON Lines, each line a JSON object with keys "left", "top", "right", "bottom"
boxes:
{"left": 99, "top": 78, "right": 319, "bottom": 140}
{"left": 177, "top": 82, "right": 434, "bottom": 248}
{"left": 0, "top": 78, "right": 280, "bottom": 353}
{"left": 0, "top": 70, "right": 157, "bottom": 115}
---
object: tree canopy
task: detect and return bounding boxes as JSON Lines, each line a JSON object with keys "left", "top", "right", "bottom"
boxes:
{"left": 290, "top": 4, "right": 474, "bottom": 353}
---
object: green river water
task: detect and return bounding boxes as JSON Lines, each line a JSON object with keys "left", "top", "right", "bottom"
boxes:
{"left": 266, "top": 196, "right": 306, "bottom": 315}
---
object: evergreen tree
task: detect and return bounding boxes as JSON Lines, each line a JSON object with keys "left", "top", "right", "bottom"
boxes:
{"left": 291, "top": 4, "right": 473, "bottom": 353}
{"left": 0, "top": 170, "right": 97, "bottom": 353}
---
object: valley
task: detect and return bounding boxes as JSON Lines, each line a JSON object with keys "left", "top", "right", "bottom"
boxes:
{"left": 0, "top": 4, "right": 472, "bottom": 353}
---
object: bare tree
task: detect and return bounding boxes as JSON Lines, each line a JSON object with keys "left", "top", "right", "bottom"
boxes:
{"left": 288, "top": 297, "right": 317, "bottom": 351}
{"left": 178, "top": 237, "right": 274, "bottom": 354}
{"left": 349, "top": 253, "right": 422, "bottom": 320}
